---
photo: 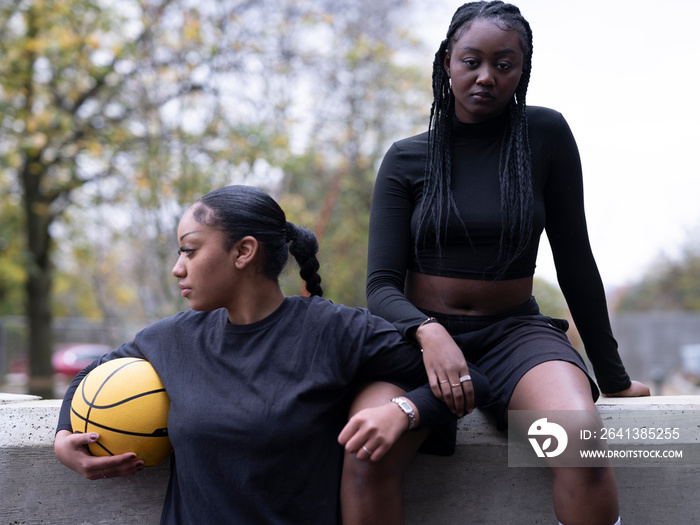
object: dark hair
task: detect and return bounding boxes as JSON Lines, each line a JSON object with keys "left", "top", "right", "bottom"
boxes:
{"left": 418, "top": 1, "right": 534, "bottom": 272}
{"left": 192, "top": 185, "right": 323, "bottom": 297}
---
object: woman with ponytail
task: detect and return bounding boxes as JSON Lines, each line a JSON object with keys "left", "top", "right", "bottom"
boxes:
{"left": 343, "top": 2, "right": 649, "bottom": 524}
{"left": 54, "top": 185, "right": 488, "bottom": 524}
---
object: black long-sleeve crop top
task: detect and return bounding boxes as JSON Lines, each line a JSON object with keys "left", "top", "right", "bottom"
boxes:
{"left": 366, "top": 106, "right": 631, "bottom": 394}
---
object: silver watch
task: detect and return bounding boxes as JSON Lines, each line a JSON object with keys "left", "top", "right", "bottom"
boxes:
{"left": 391, "top": 397, "right": 416, "bottom": 430}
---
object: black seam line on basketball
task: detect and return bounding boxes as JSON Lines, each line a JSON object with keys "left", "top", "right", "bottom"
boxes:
{"left": 81, "top": 359, "right": 135, "bottom": 431}
{"left": 70, "top": 407, "right": 89, "bottom": 425}
{"left": 82, "top": 359, "right": 149, "bottom": 424}
{"left": 78, "top": 419, "right": 169, "bottom": 437}
{"left": 92, "top": 440, "right": 116, "bottom": 456}
{"left": 79, "top": 377, "right": 90, "bottom": 434}
{"left": 82, "top": 388, "right": 167, "bottom": 409}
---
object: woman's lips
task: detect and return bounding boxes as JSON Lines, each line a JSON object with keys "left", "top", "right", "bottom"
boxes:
{"left": 471, "top": 91, "right": 494, "bottom": 101}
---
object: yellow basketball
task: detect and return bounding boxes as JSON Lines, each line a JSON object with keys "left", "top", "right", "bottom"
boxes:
{"left": 70, "top": 357, "right": 173, "bottom": 467}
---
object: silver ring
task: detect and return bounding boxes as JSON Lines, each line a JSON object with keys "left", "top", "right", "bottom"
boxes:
{"left": 439, "top": 379, "right": 449, "bottom": 384}
{"left": 362, "top": 445, "right": 372, "bottom": 455}
{"left": 450, "top": 383, "right": 460, "bottom": 388}
{"left": 102, "top": 470, "right": 107, "bottom": 479}
{"left": 459, "top": 375, "right": 472, "bottom": 383}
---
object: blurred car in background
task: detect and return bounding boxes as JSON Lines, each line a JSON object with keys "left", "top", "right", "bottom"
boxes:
{"left": 4, "top": 343, "right": 111, "bottom": 395}
{"left": 10, "top": 344, "right": 111, "bottom": 376}
{"left": 51, "top": 343, "right": 111, "bottom": 376}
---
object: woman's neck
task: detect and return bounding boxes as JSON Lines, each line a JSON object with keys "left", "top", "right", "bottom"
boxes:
{"left": 226, "top": 280, "right": 286, "bottom": 325}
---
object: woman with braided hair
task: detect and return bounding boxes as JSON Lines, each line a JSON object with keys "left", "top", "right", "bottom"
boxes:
{"left": 341, "top": 2, "right": 649, "bottom": 524}
{"left": 54, "top": 185, "right": 490, "bottom": 523}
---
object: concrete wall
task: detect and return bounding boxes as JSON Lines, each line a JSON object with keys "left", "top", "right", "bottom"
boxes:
{"left": 406, "top": 396, "right": 700, "bottom": 524}
{"left": 2, "top": 395, "right": 700, "bottom": 524}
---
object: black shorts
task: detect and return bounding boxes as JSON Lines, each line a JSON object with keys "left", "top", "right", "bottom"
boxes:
{"left": 418, "top": 296, "right": 599, "bottom": 454}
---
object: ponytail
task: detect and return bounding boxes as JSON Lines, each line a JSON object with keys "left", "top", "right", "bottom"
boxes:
{"left": 286, "top": 221, "right": 323, "bottom": 297}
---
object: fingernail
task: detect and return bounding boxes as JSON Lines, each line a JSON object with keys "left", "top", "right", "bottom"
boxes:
{"left": 90, "top": 433, "right": 99, "bottom": 441}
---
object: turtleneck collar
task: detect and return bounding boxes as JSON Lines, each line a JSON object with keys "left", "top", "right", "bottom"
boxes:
{"left": 451, "top": 108, "right": 509, "bottom": 142}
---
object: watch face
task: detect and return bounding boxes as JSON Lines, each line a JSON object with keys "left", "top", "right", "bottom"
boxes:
{"left": 392, "top": 398, "right": 415, "bottom": 429}
{"left": 393, "top": 398, "right": 409, "bottom": 409}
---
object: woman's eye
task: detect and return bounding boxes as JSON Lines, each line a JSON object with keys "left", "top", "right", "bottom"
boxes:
{"left": 497, "top": 62, "right": 513, "bottom": 71}
{"left": 462, "top": 58, "right": 479, "bottom": 68}
{"left": 178, "top": 247, "right": 194, "bottom": 257}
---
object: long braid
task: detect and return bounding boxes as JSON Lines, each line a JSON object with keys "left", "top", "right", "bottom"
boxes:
{"left": 418, "top": 38, "right": 460, "bottom": 255}
{"left": 286, "top": 222, "right": 324, "bottom": 297}
{"left": 498, "top": 5, "right": 533, "bottom": 268}
{"left": 418, "top": 1, "right": 534, "bottom": 273}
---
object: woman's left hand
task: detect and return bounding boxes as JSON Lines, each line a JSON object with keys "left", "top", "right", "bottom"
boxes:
{"left": 601, "top": 380, "right": 651, "bottom": 397}
{"left": 54, "top": 430, "right": 144, "bottom": 480}
{"left": 338, "top": 400, "right": 415, "bottom": 462}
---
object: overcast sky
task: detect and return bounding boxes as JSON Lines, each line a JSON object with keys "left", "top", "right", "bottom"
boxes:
{"left": 411, "top": 0, "right": 700, "bottom": 288}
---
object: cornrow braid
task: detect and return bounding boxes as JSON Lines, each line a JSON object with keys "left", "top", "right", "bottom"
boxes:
{"left": 418, "top": 1, "right": 534, "bottom": 273}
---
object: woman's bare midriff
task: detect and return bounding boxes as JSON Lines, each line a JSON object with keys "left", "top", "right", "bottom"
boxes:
{"left": 405, "top": 270, "right": 534, "bottom": 316}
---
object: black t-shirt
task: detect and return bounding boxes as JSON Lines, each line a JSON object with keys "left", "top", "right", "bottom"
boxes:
{"left": 367, "top": 106, "right": 630, "bottom": 394}
{"left": 57, "top": 296, "right": 472, "bottom": 524}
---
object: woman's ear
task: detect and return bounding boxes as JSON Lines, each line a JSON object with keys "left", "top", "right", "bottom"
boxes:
{"left": 232, "top": 236, "right": 259, "bottom": 270}
{"left": 444, "top": 51, "right": 451, "bottom": 79}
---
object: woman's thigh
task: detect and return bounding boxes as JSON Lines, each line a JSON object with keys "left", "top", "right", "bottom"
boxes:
{"left": 348, "top": 381, "right": 408, "bottom": 416}
{"left": 507, "top": 361, "right": 606, "bottom": 469}
{"left": 508, "top": 360, "right": 596, "bottom": 412}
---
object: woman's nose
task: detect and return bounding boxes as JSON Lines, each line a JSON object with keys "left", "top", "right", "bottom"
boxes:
{"left": 476, "top": 66, "right": 495, "bottom": 86}
{"left": 172, "top": 258, "right": 185, "bottom": 278}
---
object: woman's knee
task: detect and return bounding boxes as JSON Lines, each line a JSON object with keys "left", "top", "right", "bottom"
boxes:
{"left": 342, "top": 451, "right": 396, "bottom": 489}
{"left": 343, "top": 381, "right": 429, "bottom": 490}
{"left": 342, "top": 426, "right": 429, "bottom": 488}
{"left": 552, "top": 465, "right": 617, "bottom": 491}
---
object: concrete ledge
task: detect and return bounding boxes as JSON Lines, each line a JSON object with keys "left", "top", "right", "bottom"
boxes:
{"left": 0, "top": 399, "right": 169, "bottom": 524}
{"left": 405, "top": 396, "right": 700, "bottom": 524}
{"left": 0, "top": 393, "right": 41, "bottom": 405}
{"left": 1, "top": 396, "right": 699, "bottom": 524}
